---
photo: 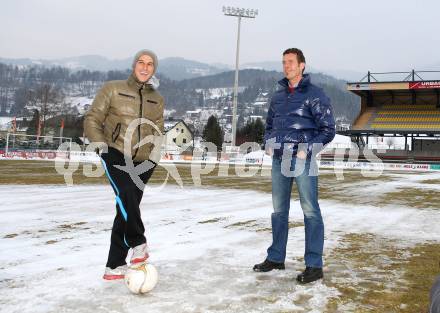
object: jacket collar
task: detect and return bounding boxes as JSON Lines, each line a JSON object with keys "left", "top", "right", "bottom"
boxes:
{"left": 278, "top": 73, "right": 310, "bottom": 91}
{"left": 127, "top": 73, "right": 156, "bottom": 91}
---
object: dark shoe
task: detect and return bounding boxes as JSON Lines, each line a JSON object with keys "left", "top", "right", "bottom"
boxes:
{"left": 253, "top": 259, "right": 285, "bottom": 272}
{"left": 296, "top": 267, "right": 323, "bottom": 284}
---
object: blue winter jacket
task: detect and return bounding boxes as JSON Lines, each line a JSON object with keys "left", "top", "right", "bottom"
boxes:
{"left": 264, "top": 74, "right": 336, "bottom": 158}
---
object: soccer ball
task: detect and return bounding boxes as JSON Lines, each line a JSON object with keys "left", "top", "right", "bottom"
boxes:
{"left": 124, "top": 263, "right": 158, "bottom": 294}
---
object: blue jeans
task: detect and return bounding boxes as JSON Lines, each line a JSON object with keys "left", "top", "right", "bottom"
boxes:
{"left": 267, "top": 156, "right": 324, "bottom": 268}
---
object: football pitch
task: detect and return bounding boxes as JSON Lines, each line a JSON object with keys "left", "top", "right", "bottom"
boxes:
{"left": 0, "top": 160, "right": 439, "bottom": 312}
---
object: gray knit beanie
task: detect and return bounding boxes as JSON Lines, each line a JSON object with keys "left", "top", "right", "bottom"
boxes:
{"left": 132, "top": 49, "right": 158, "bottom": 74}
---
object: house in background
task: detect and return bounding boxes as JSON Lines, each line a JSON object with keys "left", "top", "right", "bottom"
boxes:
{"left": 163, "top": 119, "right": 194, "bottom": 153}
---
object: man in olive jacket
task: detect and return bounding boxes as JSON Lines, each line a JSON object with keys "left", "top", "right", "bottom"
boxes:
{"left": 84, "top": 49, "right": 164, "bottom": 280}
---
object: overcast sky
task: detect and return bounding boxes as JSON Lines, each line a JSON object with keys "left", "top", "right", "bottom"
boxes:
{"left": 1, "top": 0, "right": 439, "bottom": 72}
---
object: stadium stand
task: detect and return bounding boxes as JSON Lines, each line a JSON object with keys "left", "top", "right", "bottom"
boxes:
{"left": 334, "top": 70, "right": 440, "bottom": 163}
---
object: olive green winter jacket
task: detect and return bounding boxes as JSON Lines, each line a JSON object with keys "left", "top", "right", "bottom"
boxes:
{"left": 84, "top": 74, "right": 164, "bottom": 162}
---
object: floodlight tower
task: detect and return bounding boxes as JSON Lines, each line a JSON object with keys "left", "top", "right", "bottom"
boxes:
{"left": 222, "top": 6, "right": 258, "bottom": 147}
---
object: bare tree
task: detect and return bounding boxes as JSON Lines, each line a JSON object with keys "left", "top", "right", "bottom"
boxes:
{"left": 26, "top": 84, "right": 65, "bottom": 135}
{"left": 385, "top": 137, "right": 395, "bottom": 149}
{"left": 0, "top": 86, "right": 9, "bottom": 114}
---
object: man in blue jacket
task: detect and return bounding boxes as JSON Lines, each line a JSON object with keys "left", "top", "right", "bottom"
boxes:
{"left": 431, "top": 275, "right": 440, "bottom": 313}
{"left": 253, "top": 48, "right": 335, "bottom": 284}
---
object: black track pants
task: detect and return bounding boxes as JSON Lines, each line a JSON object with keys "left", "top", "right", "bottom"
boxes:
{"left": 100, "top": 147, "right": 155, "bottom": 269}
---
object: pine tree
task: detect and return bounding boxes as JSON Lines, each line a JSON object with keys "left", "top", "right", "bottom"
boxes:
{"left": 236, "top": 118, "right": 265, "bottom": 145}
{"left": 254, "top": 118, "right": 265, "bottom": 144}
{"left": 202, "top": 115, "right": 224, "bottom": 151}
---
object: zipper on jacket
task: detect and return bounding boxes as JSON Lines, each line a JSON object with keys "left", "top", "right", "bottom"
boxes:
{"left": 112, "top": 123, "right": 121, "bottom": 143}
{"left": 132, "top": 85, "right": 144, "bottom": 160}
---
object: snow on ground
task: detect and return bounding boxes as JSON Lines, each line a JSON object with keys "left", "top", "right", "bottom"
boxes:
{"left": 0, "top": 184, "right": 439, "bottom": 313}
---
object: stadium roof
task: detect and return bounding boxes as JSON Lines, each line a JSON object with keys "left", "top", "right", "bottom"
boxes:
{"left": 343, "top": 70, "right": 440, "bottom": 136}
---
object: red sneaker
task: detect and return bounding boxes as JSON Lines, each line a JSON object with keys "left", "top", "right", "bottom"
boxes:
{"left": 103, "top": 265, "right": 127, "bottom": 280}
{"left": 131, "top": 243, "right": 149, "bottom": 264}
